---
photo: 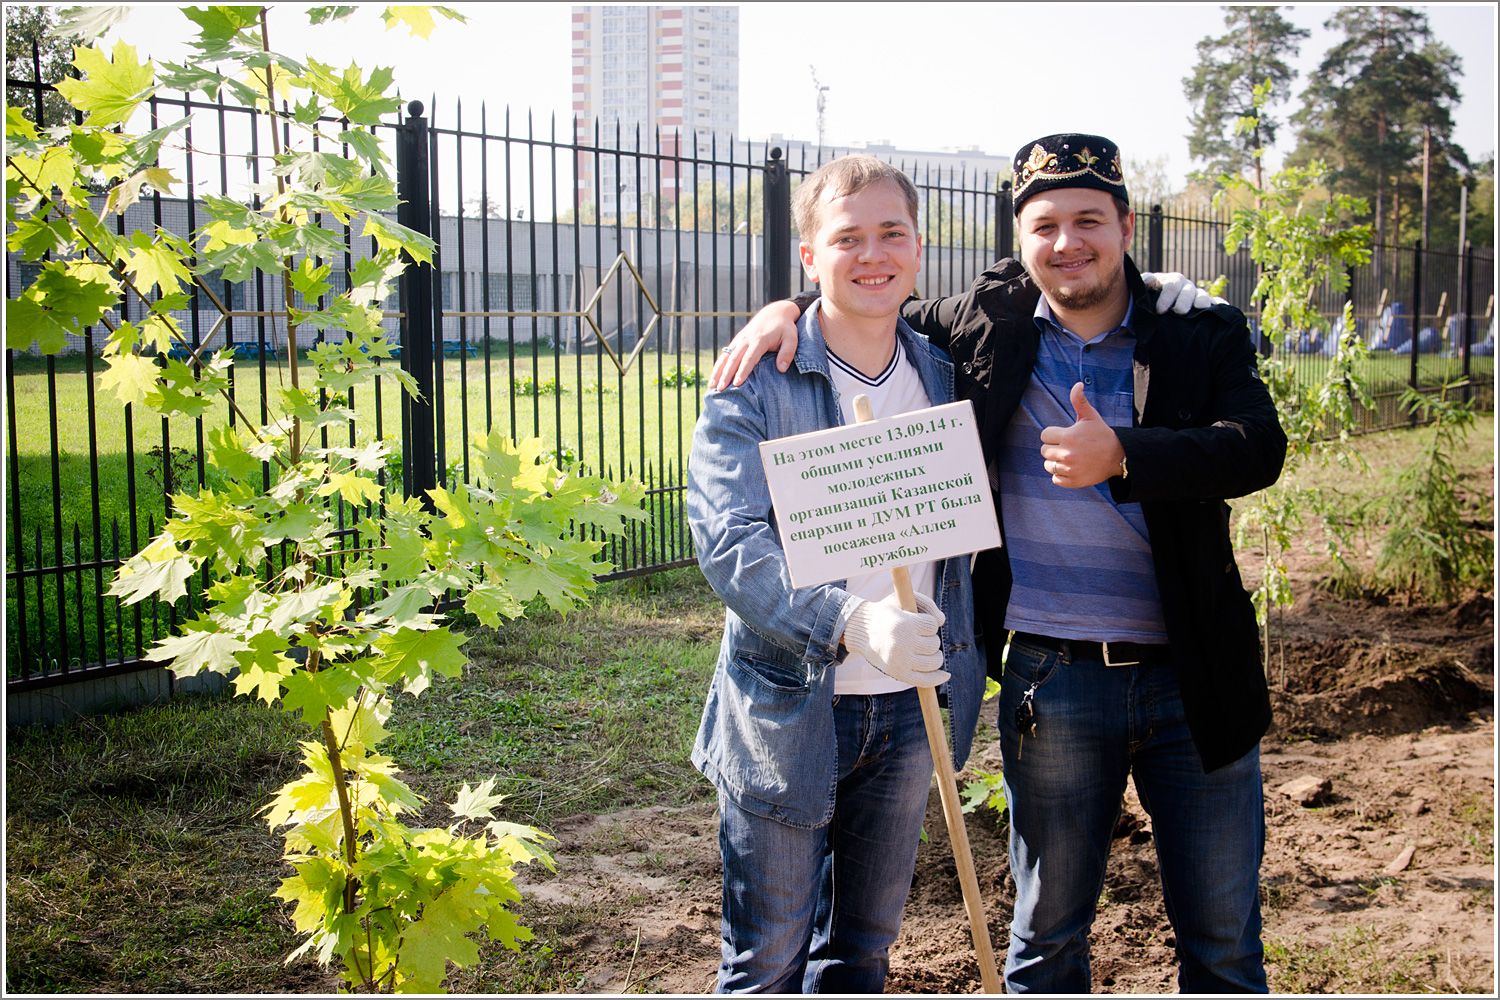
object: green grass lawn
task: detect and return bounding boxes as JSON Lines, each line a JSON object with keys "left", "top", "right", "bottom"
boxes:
{"left": 5, "top": 344, "right": 716, "bottom": 675}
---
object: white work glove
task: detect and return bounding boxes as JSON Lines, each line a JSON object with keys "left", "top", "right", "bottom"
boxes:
{"left": 841, "top": 592, "right": 950, "bottom": 688}
{"left": 1140, "top": 271, "right": 1226, "bottom": 314}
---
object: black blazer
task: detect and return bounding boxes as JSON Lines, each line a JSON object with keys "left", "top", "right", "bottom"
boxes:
{"left": 900, "top": 255, "right": 1288, "bottom": 772}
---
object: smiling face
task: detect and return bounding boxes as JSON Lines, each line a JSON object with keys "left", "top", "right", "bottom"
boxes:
{"left": 798, "top": 178, "right": 922, "bottom": 327}
{"left": 1018, "top": 186, "right": 1135, "bottom": 323}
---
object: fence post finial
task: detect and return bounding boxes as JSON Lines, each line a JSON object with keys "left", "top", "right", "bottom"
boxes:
{"left": 763, "top": 147, "right": 791, "bottom": 305}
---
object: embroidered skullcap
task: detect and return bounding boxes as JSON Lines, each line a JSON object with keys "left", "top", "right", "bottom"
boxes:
{"left": 1012, "top": 133, "right": 1128, "bottom": 214}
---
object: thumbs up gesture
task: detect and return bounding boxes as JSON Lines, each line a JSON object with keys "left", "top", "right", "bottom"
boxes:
{"left": 1039, "top": 382, "right": 1127, "bottom": 488}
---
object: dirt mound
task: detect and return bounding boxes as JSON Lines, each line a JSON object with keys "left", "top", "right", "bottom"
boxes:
{"left": 499, "top": 583, "right": 1494, "bottom": 994}
{"left": 1265, "top": 589, "right": 1494, "bottom": 739}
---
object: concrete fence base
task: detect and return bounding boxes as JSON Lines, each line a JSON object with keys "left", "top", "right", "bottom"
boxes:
{"left": 6, "top": 667, "right": 231, "bottom": 728}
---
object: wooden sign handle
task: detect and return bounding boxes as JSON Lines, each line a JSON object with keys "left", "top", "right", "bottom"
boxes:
{"left": 852, "top": 394, "right": 1001, "bottom": 994}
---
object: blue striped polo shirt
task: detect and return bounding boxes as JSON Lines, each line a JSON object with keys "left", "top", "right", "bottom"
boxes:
{"left": 997, "top": 298, "right": 1168, "bottom": 642}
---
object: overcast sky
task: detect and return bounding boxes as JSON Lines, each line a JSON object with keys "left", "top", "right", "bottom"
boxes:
{"left": 98, "top": 2, "right": 1497, "bottom": 184}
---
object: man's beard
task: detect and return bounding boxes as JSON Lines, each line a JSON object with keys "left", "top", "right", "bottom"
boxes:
{"left": 1036, "top": 260, "right": 1123, "bottom": 312}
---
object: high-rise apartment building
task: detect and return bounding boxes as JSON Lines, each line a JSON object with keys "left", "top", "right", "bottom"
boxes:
{"left": 571, "top": 5, "right": 739, "bottom": 217}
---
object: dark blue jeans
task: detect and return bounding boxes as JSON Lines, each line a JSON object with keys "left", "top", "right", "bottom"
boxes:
{"left": 998, "top": 637, "right": 1267, "bottom": 994}
{"left": 715, "top": 688, "right": 932, "bottom": 994}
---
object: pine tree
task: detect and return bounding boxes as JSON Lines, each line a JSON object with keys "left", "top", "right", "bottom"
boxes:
{"left": 1292, "top": 6, "right": 1467, "bottom": 254}
{"left": 1182, "top": 6, "right": 1309, "bottom": 188}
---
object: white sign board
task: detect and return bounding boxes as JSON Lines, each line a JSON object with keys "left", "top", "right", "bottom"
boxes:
{"left": 760, "top": 400, "right": 1002, "bottom": 589}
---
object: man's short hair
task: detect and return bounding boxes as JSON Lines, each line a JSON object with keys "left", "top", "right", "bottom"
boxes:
{"left": 793, "top": 155, "right": 920, "bottom": 240}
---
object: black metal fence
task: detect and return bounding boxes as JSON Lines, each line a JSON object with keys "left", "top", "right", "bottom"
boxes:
{"left": 5, "top": 72, "right": 1495, "bottom": 692}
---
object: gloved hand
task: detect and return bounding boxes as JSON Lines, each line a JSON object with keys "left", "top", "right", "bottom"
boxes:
{"left": 1140, "top": 271, "right": 1226, "bottom": 314}
{"left": 841, "top": 592, "right": 950, "bottom": 688}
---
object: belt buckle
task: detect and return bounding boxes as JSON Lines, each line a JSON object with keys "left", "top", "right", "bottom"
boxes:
{"left": 1102, "top": 641, "right": 1139, "bottom": 668}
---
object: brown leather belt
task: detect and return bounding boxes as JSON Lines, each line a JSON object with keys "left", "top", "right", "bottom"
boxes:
{"left": 1010, "top": 631, "right": 1171, "bottom": 668}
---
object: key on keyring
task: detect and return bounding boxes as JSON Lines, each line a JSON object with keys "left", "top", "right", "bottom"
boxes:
{"left": 1015, "top": 682, "right": 1038, "bottom": 760}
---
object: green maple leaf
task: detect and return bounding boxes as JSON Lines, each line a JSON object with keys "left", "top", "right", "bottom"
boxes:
{"left": 361, "top": 770, "right": 424, "bottom": 816}
{"left": 56, "top": 42, "right": 157, "bottom": 127}
{"left": 463, "top": 582, "right": 525, "bottom": 628}
{"left": 469, "top": 429, "right": 539, "bottom": 494}
{"left": 549, "top": 472, "right": 649, "bottom": 531}
{"left": 373, "top": 627, "right": 468, "bottom": 688}
{"left": 180, "top": 5, "right": 263, "bottom": 51}
{"left": 7, "top": 105, "right": 38, "bottom": 142}
{"left": 280, "top": 666, "right": 363, "bottom": 722}
{"left": 148, "top": 292, "right": 193, "bottom": 315}
{"left": 148, "top": 623, "right": 249, "bottom": 678}
{"left": 104, "top": 172, "right": 147, "bottom": 217}
{"left": 307, "top": 6, "right": 359, "bottom": 25}
{"left": 266, "top": 582, "right": 346, "bottom": 636}
{"left": 202, "top": 238, "right": 282, "bottom": 282}
{"left": 36, "top": 268, "right": 118, "bottom": 326}
{"left": 206, "top": 425, "right": 265, "bottom": 483}
{"left": 20, "top": 264, "right": 119, "bottom": 344}
{"left": 397, "top": 888, "right": 484, "bottom": 992}
{"left": 6, "top": 294, "right": 69, "bottom": 354}
{"left": 337, "top": 128, "right": 390, "bottom": 175}
{"left": 347, "top": 251, "right": 403, "bottom": 301}
{"left": 125, "top": 233, "right": 192, "bottom": 295}
{"left": 318, "top": 469, "right": 383, "bottom": 507}
{"left": 362, "top": 212, "right": 434, "bottom": 264}
{"left": 367, "top": 583, "right": 434, "bottom": 627}
{"left": 98, "top": 351, "right": 162, "bottom": 408}
{"left": 158, "top": 61, "right": 230, "bottom": 99}
{"left": 450, "top": 777, "right": 507, "bottom": 823}
{"left": 261, "top": 501, "right": 322, "bottom": 546}
{"left": 302, "top": 58, "right": 400, "bottom": 127}
{"left": 382, "top": 6, "right": 437, "bottom": 38}
{"left": 233, "top": 632, "right": 298, "bottom": 703}
{"left": 10, "top": 147, "right": 79, "bottom": 201}
{"left": 329, "top": 700, "right": 391, "bottom": 757}
{"left": 495, "top": 557, "right": 582, "bottom": 614}
{"left": 264, "top": 766, "right": 341, "bottom": 831}
{"left": 379, "top": 524, "right": 428, "bottom": 583}
{"left": 341, "top": 440, "right": 388, "bottom": 472}
{"left": 277, "top": 150, "right": 362, "bottom": 192}
{"left": 336, "top": 174, "right": 398, "bottom": 214}
{"left": 126, "top": 120, "right": 192, "bottom": 170}
{"left": 8, "top": 217, "right": 73, "bottom": 261}
{"left": 383, "top": 5, "right": 465, "bottom": 38}
{"left": 289, "top": 257, "right": 332, "bottom": 301}
{"left": 144, "top": 359, "right": 218, "bottom": 419}
{"left": 108, "top": 533, "right": 197, "bottom": 606}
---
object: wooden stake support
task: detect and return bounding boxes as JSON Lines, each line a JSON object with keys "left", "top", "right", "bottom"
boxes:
{"left": 852, "top": 394, "right": 1001, "bottom": 994}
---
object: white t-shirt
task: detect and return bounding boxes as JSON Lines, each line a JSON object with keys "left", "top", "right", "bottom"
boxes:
{"left": 826, "top": 336, "right": 938, "bottom": 696}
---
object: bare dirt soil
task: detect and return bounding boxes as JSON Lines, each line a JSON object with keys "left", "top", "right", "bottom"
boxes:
{"left": 507, "top": 561, "right": 1496, "bottom": 993}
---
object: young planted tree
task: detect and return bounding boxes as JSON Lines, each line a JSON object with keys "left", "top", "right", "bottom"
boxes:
{"left": 1182, "top": 5, "right": 1309, "bottom": 189}
{"left": 6, "top": 5, "right": 644, "bottom": 991}
{"left": 1374, "top": 382, "right": 1492, "bottom": 601}
{"left": 1215, "top": 83, "right": 1374, "bottom": 663}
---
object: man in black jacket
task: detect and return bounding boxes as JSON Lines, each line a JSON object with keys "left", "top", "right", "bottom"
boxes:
{"left": 712, "top": 133, "right": 1285, "bottom": 993}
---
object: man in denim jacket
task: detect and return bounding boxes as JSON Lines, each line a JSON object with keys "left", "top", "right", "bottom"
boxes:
{"left": 687, "top": 155, "right": 986, "bottom": 994}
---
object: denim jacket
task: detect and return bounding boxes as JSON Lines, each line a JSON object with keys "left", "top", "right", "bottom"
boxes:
{"left": 687, "top": 305, "right": 986, "bottom": 828}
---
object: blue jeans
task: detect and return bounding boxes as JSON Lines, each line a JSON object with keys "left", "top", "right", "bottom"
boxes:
{"left": 998, "top": 638, "right": 1267, "bottom": 994}
{"left": 716, "top": 689, "right": 932, "bottom": 994}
